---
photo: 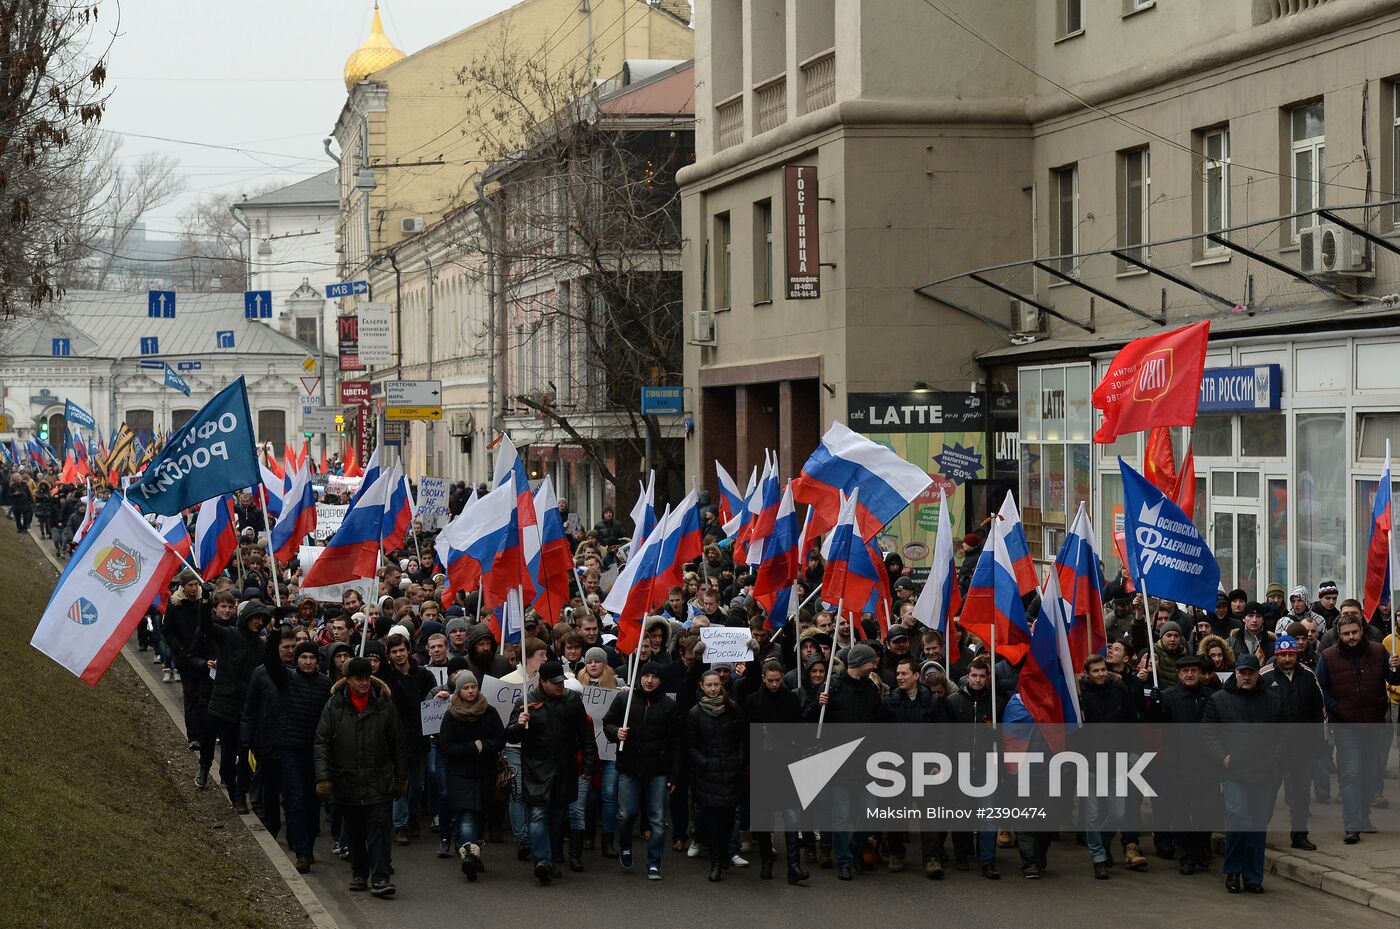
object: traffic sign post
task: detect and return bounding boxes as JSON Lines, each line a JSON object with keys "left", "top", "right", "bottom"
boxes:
{"left": 325, "top": 281, "right": 369, "bottom": 299}
{"left": 301, "top": 405, "right": 342, "bottom": 433}
{"left": 640, "top": 386, "right": 684, "bottom": 415}
{"left": 385, "top": 380, "right": 442, "bottom": 421}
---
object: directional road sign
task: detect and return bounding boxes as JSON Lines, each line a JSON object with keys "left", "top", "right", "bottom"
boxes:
{"left": 148, "top": 291, "right": 176, "bottom": 318}
{"left": 641, "top": 385, "right": 684, "bottom": 415}
{"left": 325, "top": 280, "right": 369, "bottom": 299}
{"left": 386, "top": 379, "right": 443, "bottom": 422}
{"left": 244, "top": 290, "right": 273, "bottom": 319}
{"left": 301, "top": 405, "right": 341, "bottom": 433}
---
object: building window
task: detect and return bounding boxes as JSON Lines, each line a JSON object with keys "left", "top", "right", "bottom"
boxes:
{"left": 126, "top": 409, "right": 154, "bottom": 436}
{"left": 1295, "top": 411, "right": 1345, "bottom": 590}
{"left": 1393, "top": 88, "right": 1400, "bottom": 226}
{"left": 1052, "top": 165, "right": 1079, "bottom": 274}
{"left": 257, "top": 409, "right": 286, "bottom": 450}
{"left": 714, "top": 212, "right": 732, "bottom": 309}
{"left": 1203, "top": 127, "right": 1230, "bottom": 242}
{"left": 295, "top": 317, "right": 318, "bottom": 347}
{"left": 51, "top": 338, "right": 71, "bottom": 357}
{"left": 1290, "top": 101, "right": 1325, "bottom": 239}
{"left": 753, "top": 199, "right": 773, "bottom": 303}
{"left": 1018, "top": 363, "right": 1092, "bottom": 559}
{"left": 1060, "top": 0, "right": 1085, "bottom": 36}
{"left": 139, "top": 336, "right": 159, "bottom": 355}
{"left": 1118, "top": 147, "right": 1150, "bottom": 263}
{"left": 171, "top": 409, "right": 196, "bottom": 432}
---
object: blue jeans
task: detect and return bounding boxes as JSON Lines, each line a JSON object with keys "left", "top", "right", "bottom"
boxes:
{"left": 392, "top": 747, "right": 425, "bottom": 829}
{"left": 428, "top": 744, "right": 450, "bottom": 836}
{"left": 280, "top": 749, "right": 317, "bottom": 858}
{"left": 1334, "top": 725, "right": 1385, "bottom": 832}
{"left": 1221, "top": 779, "right": 1274, "bottom": 886}
{"left": 617, "top": 773, "right": 668, "bottom": 868}
{"left": 502, "top": 746, "right": 527, "bottom": 845}
{"left": 569, "top": 775, "right": 590, "bottom": 830}
{"left": 1084, "top": 790, "right": 1126, "bottom": 863}
{"left": 455, "top": 810, "right": 481, "bottom": 850}
{"left": 584, "top": 759, "right": 618, "bottom": 837}
{"left": 951, "top": 830, "right": 997, "bottom": 865}
{"left": 829, "top": 787, "right": 869, "bottom": 868}
{"left": 526, "top": 804, "right": 567, "bottom": 863}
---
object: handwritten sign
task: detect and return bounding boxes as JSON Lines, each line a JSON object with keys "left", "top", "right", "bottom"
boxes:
{"left": 312, "top": 504, "right": 348, "bottom": 542}
{"left": 416, "top": 477, "right": 450, "bottom": 529}
{"left": 481, "top": 675, "right": 526, "bottom": 726}
{"left": 420, "top": 697, "right": 449, "bottom": 737}
{"left": 578, "top": 684, "right": 621, "bottom": 761}
{"left": 699, "top": 626, "right": 754, "bottom": 663}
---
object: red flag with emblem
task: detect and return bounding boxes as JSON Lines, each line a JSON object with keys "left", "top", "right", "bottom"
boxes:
{"left": 1092, "top": 322, "right": 1210, "bottom": 444}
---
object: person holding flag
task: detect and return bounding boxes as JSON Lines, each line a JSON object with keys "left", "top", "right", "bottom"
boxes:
{"left": 912, "top": 489, "right": 962, "bottom": 667}
{"left": 194, "top": 494, "right": 239, "bottom": 581}
{"left": 793, "top": 421, "right": 934, "bottom": 546}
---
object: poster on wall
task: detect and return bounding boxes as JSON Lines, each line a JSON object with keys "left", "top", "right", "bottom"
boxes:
{"left": 847, "top": 392, "right": 986, "bottom": 581}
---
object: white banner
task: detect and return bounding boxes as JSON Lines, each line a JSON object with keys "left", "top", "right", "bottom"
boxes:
{"left": 327, "top": 475, "right": 363, "bottom": 497}
{"left": 699, "top": 626, "right": 754, "bottom": 663}
{"left": 578, "top": 684, "right": 621, "bottom": 761}
{"left": 312, "top": 503, "right": 347, "bottom": 542}
{"left": 415, "top": 477, "right": 451, "bottom": 529}
{"left": 420, "top": 697, "right": 449, "bottom": 736}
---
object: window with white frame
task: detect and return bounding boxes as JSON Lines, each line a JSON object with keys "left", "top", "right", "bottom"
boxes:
{"left": 1393, "top": 89, "right": 1400, "bottom": 225}
{"left": 1119, "top": 147, "right": 1150, "bottom": 262}
{"left": 753, "top": 199, "right": 773, "bottom": 303}
{"left": 714, "top": 212, "right": 732, "bottom": 309}
{"left": 1061, "top": 0, "right": 1085, "bottom": 36}
{"left": 1203, "top": 127, "right": 1230, "bottom": 241}
{"left": 1053, "top": 165, "right": 1079, "bottom": 274}
{"left": 1018, "top": 363, "right": 1093, "bottom": 560}
{"left": 1290, "top": 101, "right": 1325, "bottom": 239}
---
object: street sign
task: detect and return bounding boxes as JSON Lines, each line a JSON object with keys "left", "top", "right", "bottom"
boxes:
{"left": 301, "top": 355, "right": 318, "bottom": 374}
{"left": 385, "top": 406, "right": 443, "bottom": 421}
{"left": 382, "top": 420, "right": 406, "bottom": 446}
{"left": 300, "top": 376, "right": 322, "bottom": 398}
{"left": 357, "top": 302, "right": 393, "bottom": 365}
{"left": 325, "top": 280, "right": 369, "bottom": 299}
{"left": 386, "top": 380, "right": 441, "bottom": 406}
{"left": 215, "top": 330, "right": 236, "bottom": 349}
{"left": 641, "top": 385, "right": 684, "bottom": 415}
{"left": 243, "top": 290, "right": 272, "bottom": 319}
{"left": 147, "top": 290, "right": 176, "bottom": 318}
{"left": 340, "top": 380, "right": 372, "bottom": 406}
{"left": 177, "top": 362, "right": 202, "bottom": 371}
{"left": 301, "top": 405, "right": 341, "bottom": 433}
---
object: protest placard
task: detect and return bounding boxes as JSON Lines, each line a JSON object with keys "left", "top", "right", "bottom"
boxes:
{"left": 699, "top": 626, "right": 754, "bottom": 663}
{"left": 481, "top": 675, "right": 526, "bottom": 726}
{"left": 416, "top": 477, "right": 451, "bottom": 529}
{"left": 420, "top": 697, "right": 449, "bottom": 737}
{"left": 578, "top": 685, "right": 621, "bottom": 761}
{"left": 312, "top": 503, "right": 347, "bottom": 542}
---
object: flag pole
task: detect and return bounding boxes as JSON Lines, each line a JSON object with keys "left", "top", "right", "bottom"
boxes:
{"left": 989, "top": 619, "right": 997, "bottom": 726}
{"left": 617, "top": 623, "right": 644, "bottom": 754}
{"left": 816, "top": 598, "right": 844, "bottom": 739}
{"left": 789, "top": 505, "right": 814, "bottom": 692}
{"left": 257, "top": 485, "right": 282, "bottom": 608}
{"left": 516, "top": 584, "right": 528, "bottom": 730}
{"left": 1386, "top": 440, "right": 1398, "bottom": 679}
{"left": 1138, "top": 433, "right": 1161, "bottom": 690}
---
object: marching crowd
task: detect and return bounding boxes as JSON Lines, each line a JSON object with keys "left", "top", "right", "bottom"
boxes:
{"left": 5, "top": 464, "right": 1400, "bottom": 900}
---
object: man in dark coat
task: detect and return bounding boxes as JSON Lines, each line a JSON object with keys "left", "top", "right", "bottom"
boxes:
{"left": 1261, "top": 635, "right": 1326, "bottom": 851}
{"left": 197, "top": 598, "right": 269, "bottom": 811}
{"left": 743, "top": 659, "right": 808, "bottom": 884}
{"left": 883, "top": 654, "right": 950, "bottom": 878}
{"left": 1149, "top": 654, "right": 1215, "bottom": 873}
{"left": 381, "top": 633, "right": 439, "bottom": 845}
{"left": 604, "top": 660, "right": 682, "bottom": 878}
{"left": 165, "top": 574, "right": 212, "bottom": 747}
{"left": 1201, "top": 655, "right": 1284, "bottom": 894}
{"left": 506, "top": 660, "right": 597, "bottom": 884}
{"left": 464, "top": 623, "right": 512, "bottom": 681}
{"left": 242, "top": 629, "right": 296, "bottom": 839}
{"left": 315, "top": 657, "right": 409, "bottom": 897}
{"left": 592, "top": 506, "right": 625, "bottom": 549}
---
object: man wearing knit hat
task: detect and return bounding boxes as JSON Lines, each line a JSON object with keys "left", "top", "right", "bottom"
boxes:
{"left": 1261, "top": 635, "right": 1325, "bottom": 851}
{"left": 804, "top": 640, "right": 888, "bottom": 880}
{"left": 604, "top": 660, "right": 682, "bottom": 880}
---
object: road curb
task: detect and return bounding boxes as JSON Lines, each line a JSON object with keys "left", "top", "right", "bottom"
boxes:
{"left": 1264, "top": 848, "right": 1400, "bottom": 917}
{"left": 29, "top": 531, "right": 344, "bottom": 929}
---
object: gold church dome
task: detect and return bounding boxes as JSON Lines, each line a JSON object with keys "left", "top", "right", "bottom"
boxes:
{"left": 344, "top": 3, "right": 405, "bottom": 91}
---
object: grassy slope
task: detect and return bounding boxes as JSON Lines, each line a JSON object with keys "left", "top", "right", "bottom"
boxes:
{"left": 0, "top": 529, "right": 305, "bottom": 929}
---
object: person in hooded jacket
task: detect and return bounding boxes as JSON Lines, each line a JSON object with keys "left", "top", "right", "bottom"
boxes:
{"left": 315, "top": 656, "right": 409, "bottom": 897}
{"left": 437, "top": 671, "right": 506, "bottom": 882}
{"left": 380, "top": 633, "right": 438, "bottom": 845}
{"left": 166, "top": 574, "right": 213, "bottom": 748}
{"left": 465, "top": 623, "right": 513, "bottom": 681}
{"left": 197, "top": 598, "right": 270, "bottom": 812}
{"left": 605, "top": 660, "right": 682, "bottom": 879}
{"left": 242, "top": 627, "right": 297, "bottom": 839}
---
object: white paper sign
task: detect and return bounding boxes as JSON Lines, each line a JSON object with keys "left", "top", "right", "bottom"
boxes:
{"left": 699, "top": 626, "right": 754, "bottom": 663}
{"left": 312, "top": 503, "right": 348, "bottom": 542}
{"left": 327, "top": 475, "right": 363, "bottom": 497}
{"left": 420, "top": 697, "right": 449, "bottom": 736}
{"left": 481, "top": 675, "right": 526, "bottom": 726}
{"left": 415, "top": 477, "right": 451, "bottom": 529}
{"left": 578, "top": 684, "right": 621, "bottom": 761}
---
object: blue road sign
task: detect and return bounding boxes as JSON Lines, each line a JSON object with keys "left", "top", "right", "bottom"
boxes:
{"left": 147, "top": 291, "right": 176, "bottom": 318}
{"left": 325, "top": 281, "right": 369, "bottom": 299}
{"left": 215, "top": 330, "right": 236, "bottom": 349}
{"left": 139, "top": 337, "right": 160, "bottom": 355}
{"left": 138, "top": 359, "right": 164, "bottom": 370}
{"left": 177, "top": 361, "right": 202, "bottom": 371}
{"left": 244, "top": 290, "right": 273, "bottom": 319}
{"left": 640, "top": 386, "right": 684, "bottom": 415}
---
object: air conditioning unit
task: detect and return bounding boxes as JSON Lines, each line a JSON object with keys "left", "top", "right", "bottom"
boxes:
{"left": 691, "top": 309, "right": 717, "bottom": 345}
{"left": 448, "top": 412, "right": 473, "bottom": 436}
{"left": 1011, "top": 299, "right": 1045, "bottom": 335}
{"left": 1299, "top": 222, "right": 1371, "bottom": 276}
{"left": 401, "top": 216, "right": 425, "bottom": 235}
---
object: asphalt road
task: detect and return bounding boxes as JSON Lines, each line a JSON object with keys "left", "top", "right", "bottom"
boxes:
{"left": 296, "top": 829, "right": 1396, "bottom": 929}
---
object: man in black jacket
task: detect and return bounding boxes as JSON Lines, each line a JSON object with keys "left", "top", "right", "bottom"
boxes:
{"left": 1201, "top": 655, "right": 1283, "bottom": 894}
{"left": 743, "top": 659, "right": 808, "bottom": 884}
{"left": 1151, "top": 654, "right": 1215, "bottom": 873}
{"left": 258, "top": 629, "right": 330, "bottom": 873}
{"left": 197, "top": 598, "right": 268, "bottom": 811}
{"left": 946, "top": 656, "right": 1006, "bottom": 877}
{"left": 1261, "top": 635, "right": 1326, "bottom": 851}
{"left": 883, "top": 655, "right": 949, "bottom": 879}
{"left": 604, "top": 660, "right": 682, "bottom": 879}
{"left": 382, "top": 633, "right": 439, "bottom": 845}
{"left": 315, "top": 657, "right": 408, "bottom": 897}
{"left": 507, "top": 660, "right": 597, "bottom": 885}
{"left": 242, "top": 629, "right": 296, "bottom": 839}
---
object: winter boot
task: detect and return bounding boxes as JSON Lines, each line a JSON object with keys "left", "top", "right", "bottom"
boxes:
{"left": 600, "top": 832, "right": 617, "bottom": 859}
{"left": 569, "top": 830, "right": 585, "bottom": 872}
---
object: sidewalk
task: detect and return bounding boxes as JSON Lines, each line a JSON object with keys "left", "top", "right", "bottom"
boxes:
{"left": 1262, "top": 830, "right": 1400, "bottom": 916}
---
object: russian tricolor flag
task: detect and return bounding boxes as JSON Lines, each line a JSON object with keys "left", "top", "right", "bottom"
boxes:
{"left": 1016, "top": 567, "right": 1083, "bottom": 727}
{"left": 793, "top": 422, "right": 932, "bottom": 544}
{"left": 820, "top": 489, "right": 881, "bottom": 620}
{"left": 270, "top": 459, "right": 316, "bottom": 563}
{"left": 438, "top": 482, "right": 535, "bottom": 611}
{"left": 716, "top": 461, "right": 746, "bottom": 528}
{"left": 912, "top": 489, "right": 962, "bottom": 665}
{"left": 531, "top": 475, "right": 575, "bottom": 624}
{"left": 960, "top": 492, "right": 1035, "bottom": 664}
{"left": 604, "top": 502, "right": 673, "bottom": 653}
{"left": 382, "top": 459, "right": 414, "bottom": 552}
{"left": 625, "top": 471, "right": 657, "bottom": 562}
{"left": 260, "top": 461, "right": 285, "bottom": 519}
{"left": 744, "top": 453, "right": 783, "bottom": 568}
{"left": 300, "top": 466, "right": 392, "bottom": 601}
{"left": 751, "top": 482, "right": 801, "bottom": 624}
{"left": 194, "top": 494, "right": 239, "bottom": 581}
{"left": 1364, "top": 439, "right": 1399, "bottom": 619}
{"left": 493, "top": 434, "right": 541, "bottom": 587}
{"left": 1054, "top": 503, "right": 1107, "bottom": 669}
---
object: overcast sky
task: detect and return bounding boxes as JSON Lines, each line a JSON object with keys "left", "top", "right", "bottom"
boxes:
{"left": 98, "top": 0, "right": 520, "bottom": 235}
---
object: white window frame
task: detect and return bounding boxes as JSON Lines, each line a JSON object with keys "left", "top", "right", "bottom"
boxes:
{"left": 1290, "top": 102, "right": 1325, "bottom": 240}
{"left": 1203, "top": 127, "right": 1231, "bottom": 248}
{"left": 1393, "top": 90, "right": 1400, "bottom": 227}
{"left": 1062, "top": 0, "right": 1086, "bottom": 36}
{"left": 1120, "top": 147, "right": 1151, "bottom": 260}
{"left": 1053, "top": 164, "right": 1079, "bottom": 274}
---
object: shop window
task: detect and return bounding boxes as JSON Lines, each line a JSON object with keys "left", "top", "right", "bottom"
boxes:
{"left": 1192, "top": 413, "right": 1232, "bottom": 457}
{"left": 1098, "top": 472, "right": 1126, "bottom": 577}
{"left": 1295, "top": 412, "right": 1345, "bottom": 589}
{"left": 1040, "top": 368, "right": 1065, "bottom": 441}
{"left": 1355, "top": 478, "right": 1400, "bottom": 592}
{"left": 1020, "top": 369, "right": 1042, "bottom": 441}
{"left": 1240, "top": 414, "right": 1286, "bottom": 458}
{"left": 1065, "top": 367, "right": 1092, "bottom": 441}
{"left": 1268, "top": 478, "right": 1288, "bottom": 591}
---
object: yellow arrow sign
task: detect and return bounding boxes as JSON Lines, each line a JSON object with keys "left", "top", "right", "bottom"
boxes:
{"left": 385, "top": 406, "right": 443, "bottom": 421}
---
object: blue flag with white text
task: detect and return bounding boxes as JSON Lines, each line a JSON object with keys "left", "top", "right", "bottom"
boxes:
{"left": 1119, "top": 457, "right": 1220, "bottom": 611}
{"left": 64, "top": 399, "right": 96, "bottom": 431}
{"left": 126, "top": 378, "right": 259, "bottom": 516}
{"left": 164, "top": 364, "right": 192, "bottom": 397}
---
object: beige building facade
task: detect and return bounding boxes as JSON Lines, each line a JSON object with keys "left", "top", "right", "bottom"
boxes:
{"left": 683, "top": 0, "right": 1400, "bottom": 595}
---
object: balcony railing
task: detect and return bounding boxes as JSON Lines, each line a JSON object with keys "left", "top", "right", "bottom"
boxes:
{"left": 716, "top": 92, "right": 744, "bottom": 150}
{"left": 1254, "top": 0, "right": 1335, "bottom": 24}
{"left": 800, "top": 48, "right": 836, "bottom": 114}
{"left": 754, "top": 74, "right": 788, "bottom": 134}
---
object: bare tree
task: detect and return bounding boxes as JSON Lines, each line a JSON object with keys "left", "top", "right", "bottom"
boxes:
{"left": 176, "top": 191, "right": 253, "bottom": 291}
{"left": 457, "top": 37, "right": 691, "bottom": 492}
{"left": 88, "top": 147, "right": 184, "bottom": 290}
{"left": 0, "top": 1, "right": 113, "bottom": 316}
